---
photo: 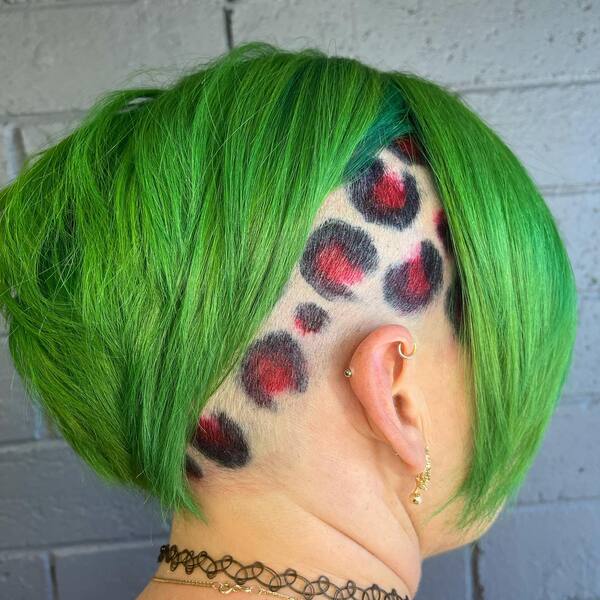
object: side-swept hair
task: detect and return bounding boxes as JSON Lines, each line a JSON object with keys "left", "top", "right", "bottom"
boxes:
{"left": 0, "top": 42, "right": 577, "bottom": 531}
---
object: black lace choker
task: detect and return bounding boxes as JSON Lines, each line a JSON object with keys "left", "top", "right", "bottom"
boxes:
{"left": 156, "top": 544, "right": 410, "bottom": 600}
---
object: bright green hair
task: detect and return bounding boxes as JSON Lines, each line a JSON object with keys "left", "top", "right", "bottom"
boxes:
{"left": 0, "top": 42, "right": 577, "bottom": 531}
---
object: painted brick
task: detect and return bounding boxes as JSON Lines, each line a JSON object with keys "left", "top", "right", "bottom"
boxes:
{"left": 1, "top": 0, "right": 131, "bottom": 6}
{"left": 479, "top": 502, "right": 600, "bottom": 599}
{"left": 0, "top": 440, "right": 170, "bottom": 551}
{"left": 39, "top": 409, "right": 62, "bottom": 439}
{"left": 516, "top": 400, "right": 600, "bottom": 504}
{"left": 0, "top": 120, "right": 6, "bottom": 334}
{"left": 19, "top": 119, "right": 79, "bottom": 157}
{"left": 0, "top": 126, "right": 7, "bottom": 188}
{"left": 233, "top": 0, "right": 600, "bottom": 87}
{"left": 0, "top": 0, "right": 226, "bottom": 114}
{"left": 0, "top": 336, "right": 39, "bottom": 444}
{"left": 0, "top": 552, "right": 52, "bottom": 600}
{"left": 462, "top": 83, "right": 600, "bottom": 190}
{"left": 415, "top": 547, "right": 470, "bottom": 600}
{"left": 547, "top": 192, "right": 600, "bottom": 294}
{"left": 561, "top": 294, "right": 600, "bottom": 399}
{"left": 53, "top": 540, "right": 166, "bottom": 600}
{"left": 2, "top": 123, "right": 26, "bottom": 183}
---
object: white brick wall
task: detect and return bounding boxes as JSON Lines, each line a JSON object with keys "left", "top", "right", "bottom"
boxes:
{"left": 0, "top": 0, "right": 226, "bottom": 114}
{"left": 0, "top": 1, "right": 598, "bottom": 598}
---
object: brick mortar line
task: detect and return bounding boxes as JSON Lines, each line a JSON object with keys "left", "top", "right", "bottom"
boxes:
{"left": 0, "top": 438, "right": 68, "bottom": 453}
{"left": 0, "top": 398, "right": 593, "bottom": 448}
{"left": 49, "top": 553, "right": 59, "bottom": 600}
{"left": 542, "top": 182, "right": 600, "bottom": 196}
{"left": 470, "top": 542, "right": 485, "bottom": 600}
{"left": 2, "top": 289, "right": 600, "bottom": 341}
{"left": 3, "top": 499, "right": 600, "bottom": 556}
{"left": 49, "top": 537, "right": 168, "bottom": 556}
{"left": 0, "top": 0, "right": 137, "bottom": 12}
{"left": 2, "top": 74, "right": 600, "bottom": 124}
{"left": 1, "top": 73, "right": 600, "bottom": 124}
{"left": 3, "top": 121, "right": 600, "bottom": 200}
{"left": 1, "top": 394, "right": 597, "bottom": 450}
{"left": 0, "top": 549, "right": 55, "bottom": 600}
{"left": 453, "top": 74, "right": 600, "bottom": 95}
{"left": 514, "top": 495, "right": 600, "bottom": 509}
{"left": 0, "top": 536, "right": 167, "bottom": 560}
{"left": 223, "top": 0, "right": 235, "bottom": 50}
{"left": 464, "top": 545, "right": 473, "bottom": 600}
{"left": 2, "top": 125, "right": 600, "bottom": 200}
{"left": 3, "top": 123, "right": 25, "bottom": 181}
{"left": 558, "top": 397, "right": 600, "bottom": 409}
{"left": 0, "top": 110, "right": 87, "bottom": 124}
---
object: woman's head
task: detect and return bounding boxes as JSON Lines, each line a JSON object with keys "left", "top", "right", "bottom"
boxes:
{"left": 0, "top": 42, "right": 577, "bottom": 555}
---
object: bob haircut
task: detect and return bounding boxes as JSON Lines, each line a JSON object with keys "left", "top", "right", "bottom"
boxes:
{"left": 0, "top": 42, "right": 578, "bottom": 532}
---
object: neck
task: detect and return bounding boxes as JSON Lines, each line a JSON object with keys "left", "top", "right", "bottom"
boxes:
{"left": 150, "top": 477, "right": 422, "bottom": 600}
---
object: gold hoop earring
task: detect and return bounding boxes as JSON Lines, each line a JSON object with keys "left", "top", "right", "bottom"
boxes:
{"left": 398, "top": 340, "right": 416, "bottom": 359}
{"left": 408, "top": 445, "right": 431, "bottom": 505}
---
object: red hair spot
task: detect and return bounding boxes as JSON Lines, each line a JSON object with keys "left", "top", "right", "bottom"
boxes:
{"left": 405, "top": 252, "right": 431, "bottom": 298}
{"left": 240, "top": 330, "right": 308, "bottom": 408}
{"left": 192, "top": 412, "right": 250, "bottom": 468}
{"left": 254, "top": 354, "right": 295, "bottom": 395}
{"left": 347, "top": 159, "right": 420, "bottom": 231}
{"left": 315, "top": 243, "right": 365, "bottom": 286}
{"left": 300, "top": 219, "right": 379, "bottom": 300}
{"left": 383, "top": 239, "right": 444, "bottom": 314}
{"left": 373, "top": 172, "right": 407, "bottom": 210}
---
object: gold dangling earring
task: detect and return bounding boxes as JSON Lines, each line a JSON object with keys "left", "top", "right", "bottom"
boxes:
{"left": 409, "top": 445, "right": 431, "bottom": 505}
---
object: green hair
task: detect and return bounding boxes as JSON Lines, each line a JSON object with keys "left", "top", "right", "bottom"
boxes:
{"left": 0, "top": 42, "right": 577, "bottom": 531}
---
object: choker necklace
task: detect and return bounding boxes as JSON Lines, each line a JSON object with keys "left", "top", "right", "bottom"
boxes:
{"left": 152, "top": 544, "right": 410, "bottom": 600}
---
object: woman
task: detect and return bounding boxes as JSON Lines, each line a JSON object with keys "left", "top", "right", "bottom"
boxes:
{"left": 0, "top": 43, "right": 577, "bottom": 599}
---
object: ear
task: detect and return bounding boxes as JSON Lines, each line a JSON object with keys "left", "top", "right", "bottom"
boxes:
{"left": 346, "top": 324, "right": 427, "bottom": 475}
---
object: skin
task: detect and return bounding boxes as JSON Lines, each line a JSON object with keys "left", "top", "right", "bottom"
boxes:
{"left": 137, "top": 137, "right": 501, "bottom": 600}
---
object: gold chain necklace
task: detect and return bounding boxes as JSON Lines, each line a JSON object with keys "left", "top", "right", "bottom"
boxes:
{"left": 152, "top": 575, "right": 297, "bottom": 599}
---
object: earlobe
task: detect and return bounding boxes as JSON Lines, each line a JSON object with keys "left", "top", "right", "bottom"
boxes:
{"left": 345, "top": 324, "right": 427, "bottom": 475}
